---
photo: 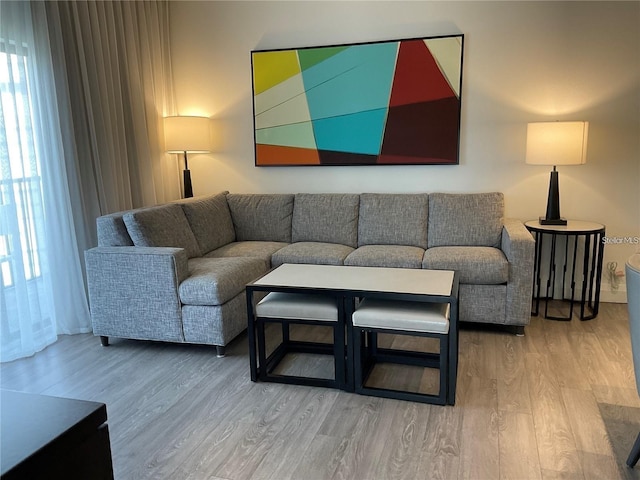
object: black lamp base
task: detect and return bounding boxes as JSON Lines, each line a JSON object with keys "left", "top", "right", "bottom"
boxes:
{"left": 539, "top": 167, "right": 566, "bottom": 226}
{"left": 183, "top": 169, "right": 193, "bottom": 198}
{"left": 539, "top": 216, "right": 567, "bottom": 226}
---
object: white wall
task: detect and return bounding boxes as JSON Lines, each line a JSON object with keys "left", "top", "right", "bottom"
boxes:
{"left": 169, "top": 0, "right": 639, "bottom": 300}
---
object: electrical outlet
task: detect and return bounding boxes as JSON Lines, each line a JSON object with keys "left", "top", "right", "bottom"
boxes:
{"left": 606, "top": 261, "right": 625, "bottom": 290}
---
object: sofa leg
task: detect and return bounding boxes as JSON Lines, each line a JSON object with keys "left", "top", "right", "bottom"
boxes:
{"left": 216, "top": 345, "right": 225, "bottom": 358}
{"left": 100, "top": 336, "right": 109, "bottom": 346}
{"left": 513, "top": 326, "right": 525, "bottom": 337}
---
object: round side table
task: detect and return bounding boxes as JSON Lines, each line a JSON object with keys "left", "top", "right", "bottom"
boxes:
{"left": 525, "top": 220, "right": 606, "bottom": 321}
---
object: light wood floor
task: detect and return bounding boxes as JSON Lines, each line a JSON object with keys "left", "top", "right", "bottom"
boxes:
{"left": 2, "top": 302, "right": 638, "bottom": 480}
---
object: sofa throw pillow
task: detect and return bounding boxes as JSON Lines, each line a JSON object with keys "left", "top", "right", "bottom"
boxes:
{"left": 180, "top": 193, "right": 235, "bottom": 254}
{"left": 428, "top": 192, "right": 504, "bottom": 248}
{"left": 358, "top": 193, "right": 429, "bottom": 248}
{"left": 226, "top": 194, "right": 294, "bottom": 242}
{"left": 123, "top": 204, "right": 201, "bottom": 258}
{"left": 292, "top": 194, "right": 359, "bottom": 248}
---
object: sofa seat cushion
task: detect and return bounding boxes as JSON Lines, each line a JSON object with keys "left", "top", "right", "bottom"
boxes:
{"left": 205, "top": 241, "right": 288, "bottom": 267}
{"left": 344, "top": 245, "right": 425, "bottom": 269}
{"left": 271, "top": 242, "right": 354, "bottom": 267}
{"left": 422, "top": 246, "right": 508, "bottom": 284}
{"left": 180, "top": 257, "right": 267, "bottom": 305}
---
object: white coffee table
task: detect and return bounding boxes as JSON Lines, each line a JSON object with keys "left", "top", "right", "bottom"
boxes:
{"left": 246, "top": 263, "right": 459, "bottom": 401}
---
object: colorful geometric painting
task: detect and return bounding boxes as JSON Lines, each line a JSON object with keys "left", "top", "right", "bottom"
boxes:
{"left": 251, "top": 35, "right": 464, "bottom": 166}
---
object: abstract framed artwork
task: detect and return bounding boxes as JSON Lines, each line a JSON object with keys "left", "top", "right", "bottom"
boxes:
{"left": 251, "top": 34, "right": 464, "bottom": 167}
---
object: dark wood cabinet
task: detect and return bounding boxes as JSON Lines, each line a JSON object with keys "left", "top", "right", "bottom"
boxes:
{"left": 1, "top": 390, "right": 114, "bottom": 479}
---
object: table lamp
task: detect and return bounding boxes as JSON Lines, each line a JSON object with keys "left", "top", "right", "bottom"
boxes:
{"left": 164, "top": 116, "right": 211, "bottom": 198}
{"left": 525, "top": 121, "right": 589, "bottom": 225}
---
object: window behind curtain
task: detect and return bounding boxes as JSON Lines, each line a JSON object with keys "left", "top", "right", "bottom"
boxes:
{"left": 0, "top": 39, "right": 54, "bottom": 353}
{"left": 0, "top": 43, "right": 42, "bottom": 287}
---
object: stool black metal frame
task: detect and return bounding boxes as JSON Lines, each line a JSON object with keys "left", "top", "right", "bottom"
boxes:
{"left": 526, "top": 221, "right": 605, "bottom": 321}
{"left": 255, "top": 306, "right": 347, "bottom": 389}
{"left": 353, "top": 326, "right": 451, "bottom": 405}
{"left": 247, "top": 286, "right": 356, "bottom": 391}
{"left": 246, "top": 266, "right": 459, "bottom": 400}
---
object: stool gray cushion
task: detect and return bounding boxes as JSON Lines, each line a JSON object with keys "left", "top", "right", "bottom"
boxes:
{"left": 353, "top": 299, "right": 449, "bottom": 334}
{"left": 256, "top": 292, "right": 338, "bottom": 322}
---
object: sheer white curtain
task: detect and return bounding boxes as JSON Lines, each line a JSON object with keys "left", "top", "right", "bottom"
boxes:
{"left": 1, "top": 1, "right": 176, "bottom": 361}
{"left": 0, "top": 1, "right": 91, "bottom": 362}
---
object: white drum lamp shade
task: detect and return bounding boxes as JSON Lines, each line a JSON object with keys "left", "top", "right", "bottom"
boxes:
{"left": 164, "top": 116, "right": 211, "bottom": 198}
{"left": 164, "top": 116, "right": 211, "bottom": 153}
{"left": 526, "top": 121, "right": 588, "bottom": 166}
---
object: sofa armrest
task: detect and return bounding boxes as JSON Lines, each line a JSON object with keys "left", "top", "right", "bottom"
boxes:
{"left": 84, "top": 246, "right": 189, "bottom": 342}
{"left": 501, "top": 219, "right": 535, "bottom": 326}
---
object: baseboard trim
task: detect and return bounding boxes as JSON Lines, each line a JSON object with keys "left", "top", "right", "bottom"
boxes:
{"left": 600, "top": 284, "right": 627, "bottom": 304}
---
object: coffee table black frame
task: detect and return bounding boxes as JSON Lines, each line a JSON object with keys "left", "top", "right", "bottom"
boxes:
{"left": 245, "top": 264, "right": 459, "bottom": 402}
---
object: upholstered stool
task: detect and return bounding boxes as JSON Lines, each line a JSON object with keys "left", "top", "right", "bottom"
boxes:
{"left": 255, "top": 292, "right": 345, "bottom": 389}
{"left": 352, "top": 298, "right": 454, "bottom": 405}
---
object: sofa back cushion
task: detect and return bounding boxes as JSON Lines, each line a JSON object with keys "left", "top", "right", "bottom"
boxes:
{"left": 179, "top": 193, "right": 235, "bottom": 254}
{"left": 226, "top": 194, "right": 294, "bottom": 242}
{"left": 292, "top": 194, "right": 359, "bottom": 247}
{"left": 428, "top": 192, "right": 504, "bottom": 248}
{"left": 123, "top": 203, "right": 201, "bottom": 258}
{"left": 358, "top": 193, "right": 429, "bottom": 248}
{"left": 96, "top": 212, "right": 134, "bottom": 246}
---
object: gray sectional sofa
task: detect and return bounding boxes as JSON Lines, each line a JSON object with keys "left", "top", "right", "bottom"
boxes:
{"left": 85, "top": 192, "right": 535, "bottom": 356}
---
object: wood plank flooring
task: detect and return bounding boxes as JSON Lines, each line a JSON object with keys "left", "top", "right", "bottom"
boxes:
{"left": 1, "top": 302, "right": 638, "bottom": 480}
